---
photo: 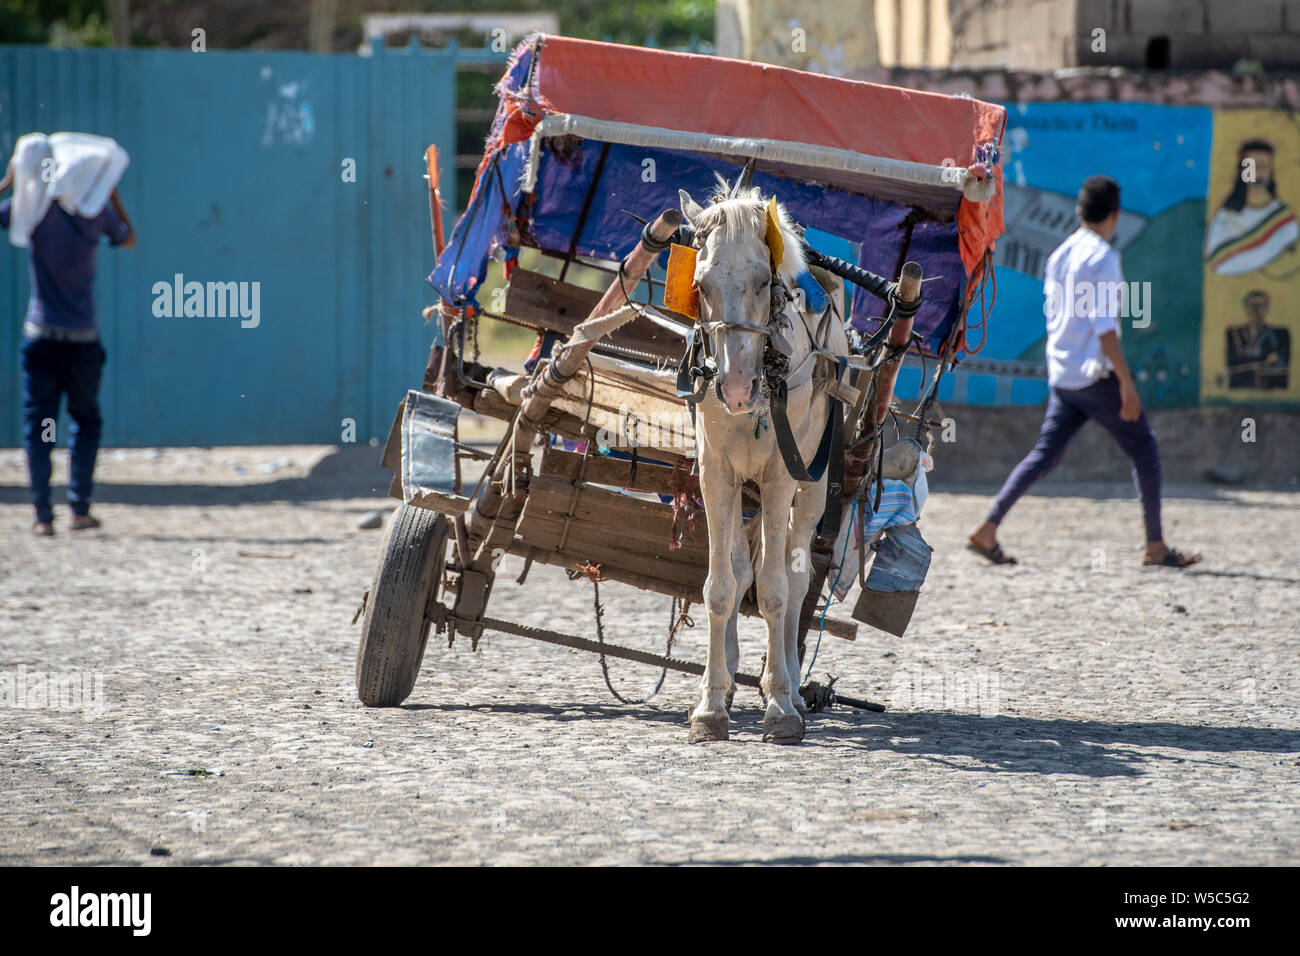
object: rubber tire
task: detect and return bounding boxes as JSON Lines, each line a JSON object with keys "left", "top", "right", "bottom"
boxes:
{"left": 355, "top": 505, "right": 448, "bottom": 706}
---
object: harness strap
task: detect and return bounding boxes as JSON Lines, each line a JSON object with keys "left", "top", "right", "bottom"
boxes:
{"left": 767, "top": 363, "right": 841, "bottom": 486}
{"left": 768, "top": 379, "right": 825, "bottom": 483}
{"left": 817, "top": 356, "right": 847, "bottom": 543}
{"left": 675, "top": 326, "right": 712, "bottom": 403}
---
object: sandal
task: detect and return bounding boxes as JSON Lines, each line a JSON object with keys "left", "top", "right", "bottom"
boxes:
{"left": 1143, "top": 547, "right": 1201, "bottom": 568}
{"left": 966, "top": 541, "right": 1018, "bottom": 565}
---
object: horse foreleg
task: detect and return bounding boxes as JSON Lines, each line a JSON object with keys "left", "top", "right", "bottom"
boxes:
{"left": 689, "top": 481, "right": 742, "bottom": 743}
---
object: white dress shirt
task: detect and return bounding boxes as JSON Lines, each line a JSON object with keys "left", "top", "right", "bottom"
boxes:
{"left": 1042, "top": 227, "right": 1123, "bottom": 390}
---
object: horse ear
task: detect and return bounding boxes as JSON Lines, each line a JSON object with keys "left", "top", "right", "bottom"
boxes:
{"left": 679, "top": 189, "right": 704, "bottom": 226}
{"left": 732, "top": 157, "right": 756, "bottom": 196}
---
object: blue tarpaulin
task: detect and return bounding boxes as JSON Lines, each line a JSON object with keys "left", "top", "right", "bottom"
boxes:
{"left": 430, "top": 135, "right": 968, "bottom": 351}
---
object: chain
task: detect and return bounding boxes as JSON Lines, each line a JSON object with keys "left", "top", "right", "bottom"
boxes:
{"left": 591, "top": 577, "right": 692, "bottom": 705}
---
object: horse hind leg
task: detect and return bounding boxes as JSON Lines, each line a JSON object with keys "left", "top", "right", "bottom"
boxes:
{"left": 783, "top": 538, "right": 810, "bottom": 716}
{"left": 786, "top": 620, "right": 807, "bottom": 715}
{"left": 724, "top": 528, "right": 752, "bottom": 712}
{"left": 724, "top": 615, "right": 739, "bottom": 712}
{"left": 784, "top": 482, "right": 830, "bottom": 719}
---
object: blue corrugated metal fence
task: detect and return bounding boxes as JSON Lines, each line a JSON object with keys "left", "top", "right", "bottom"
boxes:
{"left": 0, "top": 45, "right": 455, "bottom": 446}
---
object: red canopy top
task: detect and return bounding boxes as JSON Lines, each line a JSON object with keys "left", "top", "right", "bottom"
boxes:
{"left": 531, "top": 36, "right": 1004, "bottom": 172}
{"left": 489, "top": 35, "right": 1006, "bottom": 279}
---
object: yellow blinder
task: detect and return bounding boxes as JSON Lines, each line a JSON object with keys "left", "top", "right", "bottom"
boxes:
{"left": 764, "top": 197, "right": 784, "bottom": 273}
{"left": 664, "top": 243, "right": 699, "bottom": 320}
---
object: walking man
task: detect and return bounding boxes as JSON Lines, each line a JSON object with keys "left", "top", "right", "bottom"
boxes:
{"left": 967, "top": 175, "right": 1200, "bottom": 568}
{"left": 1, "top": 133, "right": 135, "bottom": 536}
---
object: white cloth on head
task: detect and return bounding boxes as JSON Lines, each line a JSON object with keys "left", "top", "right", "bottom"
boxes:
{"left": 5, "top": 131, "right": 129, "bottom": 248}
{"left": 47, "top": 132, "right": 130, "bottom": 218}
{"left": 6, "top": 133, "right": 55, "bottom": 248}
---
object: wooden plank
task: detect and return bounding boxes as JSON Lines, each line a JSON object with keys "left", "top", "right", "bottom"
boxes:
{"left": 469, "top": 375, "right": 693, "bottom": 460}
{"left": 524, "top": 475, "right": 708, "bottom": 559}
{"left": 535, "top": 447, "right": 693, "bottom": 497}
{"left": 518, "top": 501, "right": 706, "bottom": 572}
{"left": 548, "top": 356, "right": 696, "bottom": 458}
{"left": 500, "top": 539, "right": 699, "bottom": 600}
{"left": 405, "top": 488, "right": 470, "bottom": 516}
{"left": 504, "top": 268, "right": 690, "bottom": 361}
{"left": 516, "top": 506, "right": 705, "bottom": 583}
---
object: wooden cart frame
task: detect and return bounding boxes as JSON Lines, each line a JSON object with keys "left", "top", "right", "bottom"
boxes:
{"left": 353, "top": 35, "right": 1006, "bottom": 710}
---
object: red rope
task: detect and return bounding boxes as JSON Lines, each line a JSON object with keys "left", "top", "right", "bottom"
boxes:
{"left": 958, "top": 248, "right": 996, "bottom": 356}
{"left": 668, "top": 460, "right": 703, "bottom": 552}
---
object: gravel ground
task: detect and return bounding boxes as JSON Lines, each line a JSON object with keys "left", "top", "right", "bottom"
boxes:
{"left": 1, "top": 444, "right": 1297, "bottom": 866}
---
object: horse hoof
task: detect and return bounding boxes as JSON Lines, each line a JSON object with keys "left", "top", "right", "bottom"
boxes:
{"left": 762, "top": 713, "right": 805, "bottom": 744}
{"left": 688, "top": 714, "right": 729, "bottom": 743}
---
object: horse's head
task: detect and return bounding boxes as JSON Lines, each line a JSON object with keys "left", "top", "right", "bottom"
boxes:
{"left": 680, "top": 177, "right": 808, "bottom": 415}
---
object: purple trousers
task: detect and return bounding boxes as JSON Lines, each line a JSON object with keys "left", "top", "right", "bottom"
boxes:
{"left": 987, "top": 374, "right": 1163, "bottom": 543}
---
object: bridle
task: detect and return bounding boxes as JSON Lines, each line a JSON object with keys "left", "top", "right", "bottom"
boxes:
{"left": 678, "top": 225, "right": 809, "bottom": 409}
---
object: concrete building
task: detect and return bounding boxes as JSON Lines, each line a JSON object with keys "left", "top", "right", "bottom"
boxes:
{"left": 714, "top": 0, "right": 955, "bottom": 73}
{"left": 951, "top": 0, "right": 1300, "bottom": 71}
{"left": 716, "top": 1, "right": 1300, "bottom": 73}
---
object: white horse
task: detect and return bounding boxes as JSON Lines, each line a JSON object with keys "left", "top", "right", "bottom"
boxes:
{"left": 680, "top": 182, "right": 853, "bottom": 744}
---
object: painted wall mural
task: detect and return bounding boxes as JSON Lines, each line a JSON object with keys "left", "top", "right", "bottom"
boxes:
{"left": 988, "top": 101, "right": 1212, "bottom": 408}
{"left": 976, "top": 101, "right": 1300, "bottom": 409}
{"left": 1201, "top": 110, "right": 1300, "bottom": 406}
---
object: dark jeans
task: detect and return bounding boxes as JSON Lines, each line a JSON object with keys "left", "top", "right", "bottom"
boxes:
{"left": 988, "top": 374, "right": 1164, "bottom": 543}
{"left": 20, "top": 336, "right": 106, "bottom": 523}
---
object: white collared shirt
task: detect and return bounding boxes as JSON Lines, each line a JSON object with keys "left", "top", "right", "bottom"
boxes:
{"left": 1043, "top": 227, "right": 1123, "bottom": 390}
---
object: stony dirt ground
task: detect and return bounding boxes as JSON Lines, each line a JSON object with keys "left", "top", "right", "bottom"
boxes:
{"left": 1, "top": 443, "right": 1296, "bottom": 866}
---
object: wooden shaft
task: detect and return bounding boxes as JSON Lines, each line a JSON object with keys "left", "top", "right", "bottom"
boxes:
{"left": 871, "top": 260, "right": 923, "bottom": 426}
{"left": 586, "top": 210, "right": 683, "bottom": 324}
{"left": 463, "top": 209, "right": 684, "bottom": 585}
{"left": 425, "top": 145, "right": 446, "bottom": 258}
{"left": 511, "top": 208, "right": 682, "bottom": 456}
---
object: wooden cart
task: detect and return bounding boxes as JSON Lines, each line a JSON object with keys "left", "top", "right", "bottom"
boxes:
{"left": 354, "top": 35, "right": 1007, "bottom": 709}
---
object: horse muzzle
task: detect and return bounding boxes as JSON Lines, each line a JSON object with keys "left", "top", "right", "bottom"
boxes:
{"left": 719, "top": 375, "right": 763, "bottom": 415}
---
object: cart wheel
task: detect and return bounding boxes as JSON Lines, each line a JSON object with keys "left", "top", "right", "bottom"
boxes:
{"left": 356, "top": 504, "right": 449, "bottom": 706}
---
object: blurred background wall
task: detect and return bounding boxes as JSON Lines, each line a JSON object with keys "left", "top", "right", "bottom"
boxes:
{"left": 0, "top": 44, "right": 455, "bottom": 446}
{"left": 1, "top": 2, "right": 1297, "bottom": 469}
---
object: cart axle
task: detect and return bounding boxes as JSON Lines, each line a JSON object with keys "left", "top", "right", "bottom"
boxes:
{"left": 477, "top": 616, "right": 885, "bottom": 713}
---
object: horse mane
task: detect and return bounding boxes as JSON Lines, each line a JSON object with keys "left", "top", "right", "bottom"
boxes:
{"left": 694, "top": 184, "right": 808, "bottom": 285}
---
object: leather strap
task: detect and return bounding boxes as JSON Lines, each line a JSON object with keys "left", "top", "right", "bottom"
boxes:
{"left": 816, "top": 356, "right": 847, "bottom": 543}
{"left": 675, "top": 326, "right": 712, "bottom": 404}
{"left": 768, "top": 376, "right": 830, "bottom": 483}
